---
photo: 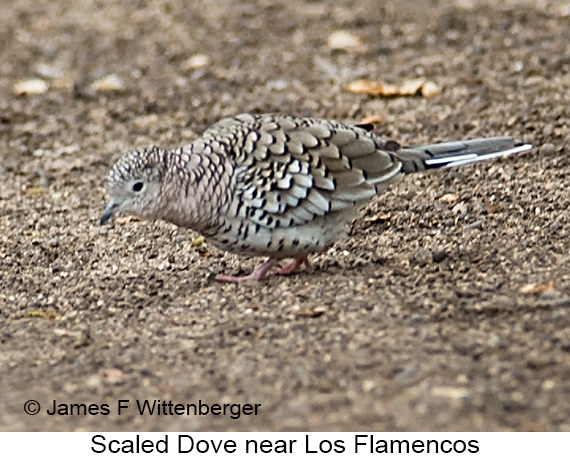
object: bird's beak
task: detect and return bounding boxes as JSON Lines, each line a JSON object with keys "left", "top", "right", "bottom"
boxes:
{"left": 100, "top": 200, "right": 121, "bottom": 225}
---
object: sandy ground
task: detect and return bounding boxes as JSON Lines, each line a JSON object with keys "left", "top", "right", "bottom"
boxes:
{"left": 1, "top": 0, "right": 570, "bottom": 431}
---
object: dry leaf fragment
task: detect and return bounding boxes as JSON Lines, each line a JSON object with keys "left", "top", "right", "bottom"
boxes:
{"left": 519, "top": 282, "right": 555, "bottom": 295}
{"left": 24, "top": 310, "right": 56, "bottom": 319}
{"left": 347, "top": 78, "right": 441, "bottom": 98}
{"left": 363, "top": 214, "right": 390, "bottom": 223}
{"left": 399, "top": 79, "right": 427, "bottom": 95}
{"left": 114, "top": 216, "right": 141, "bottom": 225}
{"left": 326, "top": 30, "right": 365, "bottom": 51}
{"left": 357, "top": 114, "right": 384, "bottom": 125}
{"left": 183, "top": 54, "right": 210, "bottom": 70}
{"left": 421, "top": 80, "right": 442, "bottom": 97}
{"left": 346, "top": 79, "right": 386, "bottom": 95}
{"left": 100, "top": 368, "right": 126, "bottom": 385}
{"left": 296, "top": 306, "right": 327, "bottom": 318}
{"left": 13, "top": 78, "right": 49, "bottom": 95}
{"left": 90, "top": 74, "right": 125, "bottom": 93}
{"left": 439, "top": 193, "right": 459, "bottom": 203}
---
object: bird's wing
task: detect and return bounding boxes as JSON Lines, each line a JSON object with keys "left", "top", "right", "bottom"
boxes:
{"left": 202, "top": 114, "right": 402, "bottom": 230}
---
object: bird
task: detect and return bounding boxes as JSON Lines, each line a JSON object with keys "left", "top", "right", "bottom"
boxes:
{"left": 100, "top": 113, "right": 532, "bottom": 282}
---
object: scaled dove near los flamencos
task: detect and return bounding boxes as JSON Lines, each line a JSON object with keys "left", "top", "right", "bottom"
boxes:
{"left": 100, "top": 113, "right": 532, "bottom": 282}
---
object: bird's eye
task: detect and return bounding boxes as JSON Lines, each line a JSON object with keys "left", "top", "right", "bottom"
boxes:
{"left": 132, "top": 182, "right": 144, "bottom": 192}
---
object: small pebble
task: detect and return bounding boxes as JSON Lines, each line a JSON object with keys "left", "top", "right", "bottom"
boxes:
{"left": 90, "top": 74, "right": 125, "bottom": 92}
{"left": 414, "top": 248, "right": 433, "bottom": 266}
{"left": 326, "top": 30, "right": 365, "bottom": 51}
{"left": 464, "top": 219, "right": 484, "bottom": 231}
{"left": 13, "top": 78, "right": 48, "bottom": 95}
{"left": 433, "top": 249, "right": 448, "bottom": 263}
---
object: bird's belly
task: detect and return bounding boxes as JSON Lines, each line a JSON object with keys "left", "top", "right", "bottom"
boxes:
{"left": 206, "top": 215, "right": 351, "bottom": 258}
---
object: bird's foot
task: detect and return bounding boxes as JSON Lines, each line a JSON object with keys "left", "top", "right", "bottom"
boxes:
{"left": 215, "top": 258, "right": 277, "bottom": 282}
{"left": 275, "top": 257, "right": 310, "bottom": 275}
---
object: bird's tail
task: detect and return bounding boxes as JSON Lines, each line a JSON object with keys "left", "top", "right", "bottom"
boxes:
{"left": 395, "top": 137, "right": 532, "bottom": 172}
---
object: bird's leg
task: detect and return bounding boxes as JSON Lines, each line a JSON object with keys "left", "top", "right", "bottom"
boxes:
{"left": 275, "top": 257, "right": 310, "bottom": 275}
{"left": 215, "top": 258, "right": 277, "bottom": 282}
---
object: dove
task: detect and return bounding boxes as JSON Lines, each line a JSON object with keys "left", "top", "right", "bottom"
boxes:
{"left": 101, "top": 113, "right": 531, "bottom": 282}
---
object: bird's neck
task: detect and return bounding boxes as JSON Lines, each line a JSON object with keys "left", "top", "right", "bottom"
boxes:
{"left": 159, "top": 148, "right": 232, "bottom": 232}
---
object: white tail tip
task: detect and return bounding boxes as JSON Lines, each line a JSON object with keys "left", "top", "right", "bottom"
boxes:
{"left": 442, "top": 143, "right": 533, "bottom": 168}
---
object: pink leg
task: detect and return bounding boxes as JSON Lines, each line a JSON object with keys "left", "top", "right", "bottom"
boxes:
{"left": 215, "top": 258, "right": 277, "bottom": 282}
{"left": 275, "top": 257, "right": 310, "bottom": 275}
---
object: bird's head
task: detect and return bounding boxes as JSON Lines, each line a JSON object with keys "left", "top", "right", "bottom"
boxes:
{"left": 100, "top": 146, "right": 170, "bottom": 225}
